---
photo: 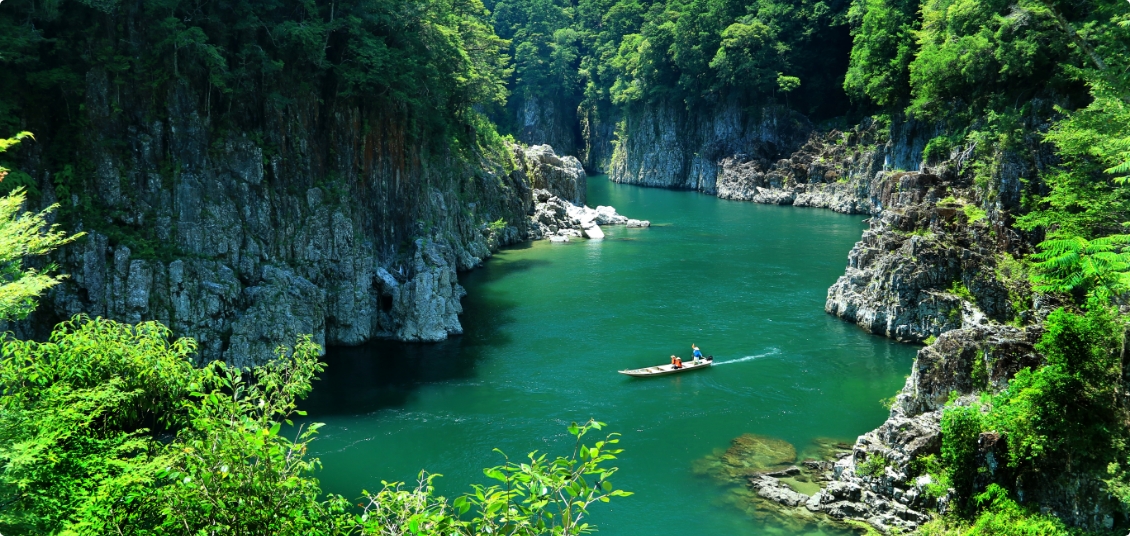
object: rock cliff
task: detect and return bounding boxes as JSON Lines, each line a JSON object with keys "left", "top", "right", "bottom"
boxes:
{"left": 580, "top": 105, "right": 618, "bottom": 174}
{"left": 512, "top": 96, "right": 584, "bottom": 163}
{"left": 712, "top": 107, "right": 1126, "bottom": 531}
{"left": 11, "top": 75, "right": 589, "bottom": 367}
{"left": 609, "top": 101, "right": 812, "bottom": 192}
{"left": 743, "top": 321, "right": 1123, "bottom": 533}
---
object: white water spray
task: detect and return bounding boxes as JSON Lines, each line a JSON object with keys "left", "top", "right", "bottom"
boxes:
{"left": 712, "top": 348, "right": 781, "bottom": 365}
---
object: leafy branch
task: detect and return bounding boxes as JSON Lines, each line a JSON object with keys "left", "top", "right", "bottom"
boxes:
{"left": 1030, "top": 234, "right": 1130, "bottom": 301}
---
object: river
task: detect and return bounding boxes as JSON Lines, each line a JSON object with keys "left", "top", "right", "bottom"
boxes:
{"left": 301, "top": 176, "right": 918, "bottom": 534}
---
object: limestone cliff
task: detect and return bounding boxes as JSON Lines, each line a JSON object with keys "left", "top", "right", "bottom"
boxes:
{"left": 10, "top": 74, "right": 587, "bottom": 367}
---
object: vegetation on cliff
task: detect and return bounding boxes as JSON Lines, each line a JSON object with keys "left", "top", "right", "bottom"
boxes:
{"left": 0, "top": 0, "right": 510, "bottom": 143}
{"left": 0, "top": 0, "right": 521, "bottom": 261}
{"left": 486, "top": 0, "right": 853, "bottom": 131}
{"left": 856, "top": 0, "right": 1130, "bottom": 530}
{"left": 4, "top": 0, "right": 1130, "bottom": 532}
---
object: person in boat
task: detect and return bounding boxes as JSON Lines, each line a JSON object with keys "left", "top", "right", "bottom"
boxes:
{"left": 673, "top": 356, "right": 683, "bottom": 369}
{"left": 692, "top": 344, "right": 703, "bottom": 363}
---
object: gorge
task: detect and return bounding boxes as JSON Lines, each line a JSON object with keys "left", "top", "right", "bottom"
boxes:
{"left": 1, "top": 0, "right": 1129, "bottom": 534}
{"left": 301, "top": 177, "right": 918, "bottom": 536}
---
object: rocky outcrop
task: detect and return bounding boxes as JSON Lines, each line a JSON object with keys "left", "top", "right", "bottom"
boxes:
{"left": 527, "top": 189, "right": 648, "bottom": 242}
{"left": 10, "top": 73, "right": 599, "bottom": 366}
{"left": 739, "top": 322, "right": 1124, "bottom": 533}
{"left": 523, "top": 145, "right": 587, "bottom": 206}
{"left": 816, "top": 323, "right": 1121, "bottom": 532}
{"left": 609, "top": 101, "right": 812, "bottom": 192}
{"left": 824, "top": 185, "right": 1022, "bottom": 343}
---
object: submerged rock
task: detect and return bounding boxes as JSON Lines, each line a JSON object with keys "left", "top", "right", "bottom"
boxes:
{"left": 696, "top": 435, "right": 856, "bottom": 534}
{"left": 694, "top": 434, "right": 797, "bottom": 481}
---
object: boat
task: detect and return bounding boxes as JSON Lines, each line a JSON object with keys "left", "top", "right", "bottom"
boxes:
{"left": 618, "top": 356, "right": 713, "bottom": 377}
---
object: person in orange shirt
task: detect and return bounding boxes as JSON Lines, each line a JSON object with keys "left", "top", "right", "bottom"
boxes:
{"left": 673, "top": 356, "right": 683, "bottom": 369}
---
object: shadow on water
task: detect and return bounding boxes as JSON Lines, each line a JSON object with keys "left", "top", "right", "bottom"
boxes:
{"left": 300, "top": 254, "right": 542, "bottom": 418}
{"left": 462, "top": 256, "right": 552, "bottom": 286}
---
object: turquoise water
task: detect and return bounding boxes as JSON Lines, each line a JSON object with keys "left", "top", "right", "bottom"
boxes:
{"left": 301, "top": 177, "right": 917, "bottom": 534}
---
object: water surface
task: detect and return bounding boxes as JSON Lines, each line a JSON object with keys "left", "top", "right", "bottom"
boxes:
{"left": 303, "top": 177, "right": 916, "bottom": 534}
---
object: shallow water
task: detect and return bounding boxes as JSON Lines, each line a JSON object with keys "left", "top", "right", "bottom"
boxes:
{"left": 301, "top": 177, "right": 917, "bottom": 534}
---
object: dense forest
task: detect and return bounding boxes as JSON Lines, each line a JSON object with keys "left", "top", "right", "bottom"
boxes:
{"left": 2, "top": 0, "right": 1130, "bottom": 533}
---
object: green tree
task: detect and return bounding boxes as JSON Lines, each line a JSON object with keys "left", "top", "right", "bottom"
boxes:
{"left": 1015, "top": 5, "right": 1130, "bottom": 300}
{"left": 939, "top": 404, "right": 984, "bottom": 514}
{"left": 0, "top": 132, "right": 83, "bottom": 321}
{"left": 0, "top": 317, "right": 353, "bottom": 534}
{"left": 987, "top": 306, "right": 1123, "bottom": 475}
{"left": 709, "top": 19, "right": 779, "bottom": 96}
{"left": 843, "top": 0, "right": 919, "bottom": 106}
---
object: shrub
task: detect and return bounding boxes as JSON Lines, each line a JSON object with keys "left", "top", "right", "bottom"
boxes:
{"left": 987, "top": 306, "right": 1122, "bottom": 475}
{"left": 940, "top": 404, "right": 984, "bottom": 514}
{"left": 0, "top": 317, "right": 631, "bottom": 535}
{"left": 857, "top": 452, "right": 891, "bottom": 477}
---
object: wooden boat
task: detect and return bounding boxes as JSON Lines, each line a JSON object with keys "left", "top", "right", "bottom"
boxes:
{"left": 618, "top": 357, "right": 713, "bottom": 377}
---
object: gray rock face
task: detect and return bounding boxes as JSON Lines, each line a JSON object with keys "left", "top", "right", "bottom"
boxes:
{"left": 523, "top": 145, "right": 587, "bottom": 206}
{"left": 824, "top": 179, "right": 1021, "bottom": 343}
{"left": 612, "top": 113, "right": 943, "bottom": 216}
{"left": 514, "top": 96, "right": 582, "bottom": 160}
{"left": 527, "top": 189, "right": 647, "bottom": 241}
{"left": 610, "top": 101, "right": 812, "bottom": 192}
{"left": 15, "top": 76, "right": 591, "bottom": 366}
{"left": 580, "top": 106, "right": 618, "bottom": 173}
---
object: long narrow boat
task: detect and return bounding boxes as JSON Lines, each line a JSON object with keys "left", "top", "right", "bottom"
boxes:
{"left": 618, "top": 357, "right": 713, "bottom": 377}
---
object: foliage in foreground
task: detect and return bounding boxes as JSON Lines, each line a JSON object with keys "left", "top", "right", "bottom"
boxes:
{"left": 358, "top": 420, "right": 631, "bottom": 536}
{"left": 0, "top": 314, "right": 629, "bottom": 535}
{"left": 0, "top": 132, "right": 83, "bottom": 322}
{"left": 0, "top": 317, "right": 351, "bottom": 534}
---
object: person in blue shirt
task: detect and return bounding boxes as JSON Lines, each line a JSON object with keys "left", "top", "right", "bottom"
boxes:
{"left": 692, "top": 344, "right": 703, "bottom": 363}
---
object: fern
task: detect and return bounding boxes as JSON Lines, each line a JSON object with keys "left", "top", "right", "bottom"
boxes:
{"left": 1031, "top": 234, "right": 1130, "bottom": 301}
{"left": 1107, "top": 159, "right": 1130, "bottom": 184}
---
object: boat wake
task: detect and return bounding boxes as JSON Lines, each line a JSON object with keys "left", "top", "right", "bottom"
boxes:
{"left": 713, "top": 348, "right": 781, "bottom": 366}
